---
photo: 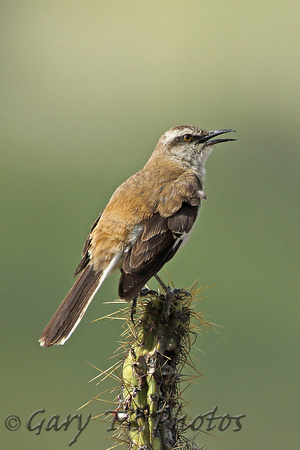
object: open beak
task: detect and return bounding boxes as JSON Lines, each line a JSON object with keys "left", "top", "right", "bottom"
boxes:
{"left": 199, "top": 129, "right": 236, "bottom": 146}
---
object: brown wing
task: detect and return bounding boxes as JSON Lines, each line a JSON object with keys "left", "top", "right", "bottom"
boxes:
{"left": 118, "top": 201, "right": 200, "bottom": 300}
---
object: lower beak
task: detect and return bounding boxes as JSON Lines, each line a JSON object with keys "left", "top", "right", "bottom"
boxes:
{"left": 199, "top": 129, "right": 236, "bottom": 146}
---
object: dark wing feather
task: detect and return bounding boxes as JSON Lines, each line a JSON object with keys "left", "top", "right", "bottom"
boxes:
{"left": 119, "top": 202, "right": 199, "bottom": 300}
{"left": 168, "top": 202, "right": 199, "bottom": 235}
{"left": 74, "top": 212, "right": 102, "bottom": 276}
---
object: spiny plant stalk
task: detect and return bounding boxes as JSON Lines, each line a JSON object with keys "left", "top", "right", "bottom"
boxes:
{"left": 105, "top": 286, "right": 211, "bottom": 449}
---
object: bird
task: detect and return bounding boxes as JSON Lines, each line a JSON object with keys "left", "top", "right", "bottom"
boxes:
{"left": 39, "top": 125, "right": 236, "bottom": 347}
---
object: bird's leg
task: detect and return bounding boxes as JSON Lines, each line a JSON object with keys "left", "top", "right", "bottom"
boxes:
{"left": 154, "top": 274, "right": 174, "bottom": 319}
{"left": 131, "top": 297, "right": 137, "bottom": 323}
{"left": 154, "top": 274, "right": 173, "bottom": 296}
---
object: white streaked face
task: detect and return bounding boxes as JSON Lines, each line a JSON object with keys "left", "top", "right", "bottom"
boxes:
{"left": 156, "top": 125, "right": 235, "bottom": 178}
{"left": 159, "top": 125, "right": 212, "bottom": 177}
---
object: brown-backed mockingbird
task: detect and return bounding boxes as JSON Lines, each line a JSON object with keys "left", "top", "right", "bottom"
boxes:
{"left": 39, "top": 125, "right": 235, "bottom": 347}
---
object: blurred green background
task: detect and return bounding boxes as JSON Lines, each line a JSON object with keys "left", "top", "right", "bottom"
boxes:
{"left": 1, "top": 1, "right": 299, "bottom": 449}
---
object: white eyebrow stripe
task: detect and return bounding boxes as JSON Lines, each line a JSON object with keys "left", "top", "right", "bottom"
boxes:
{"left": 160, "top": 126, "right": 198, "bottom": 145}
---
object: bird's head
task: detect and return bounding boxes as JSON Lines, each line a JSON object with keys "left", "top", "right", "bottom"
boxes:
{"left": 157, "top": 125, "right": 236, "bottom": 178}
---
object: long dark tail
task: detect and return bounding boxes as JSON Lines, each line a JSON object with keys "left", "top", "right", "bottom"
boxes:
{"left": 39, "top": 266, "right": 102, "bottom": 347}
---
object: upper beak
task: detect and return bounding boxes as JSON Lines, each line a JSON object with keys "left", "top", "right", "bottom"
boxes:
{"left": 198, "top": 129, "right": 236, "bottom": 146}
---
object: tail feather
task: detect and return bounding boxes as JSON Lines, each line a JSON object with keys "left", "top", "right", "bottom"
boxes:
{"left": 39, "top": 265, "right": 102, "bottom": 347}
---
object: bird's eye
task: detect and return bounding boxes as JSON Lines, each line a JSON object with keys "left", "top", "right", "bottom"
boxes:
{"left": 183, "top": 134, "right": 192, "bottom": 142}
